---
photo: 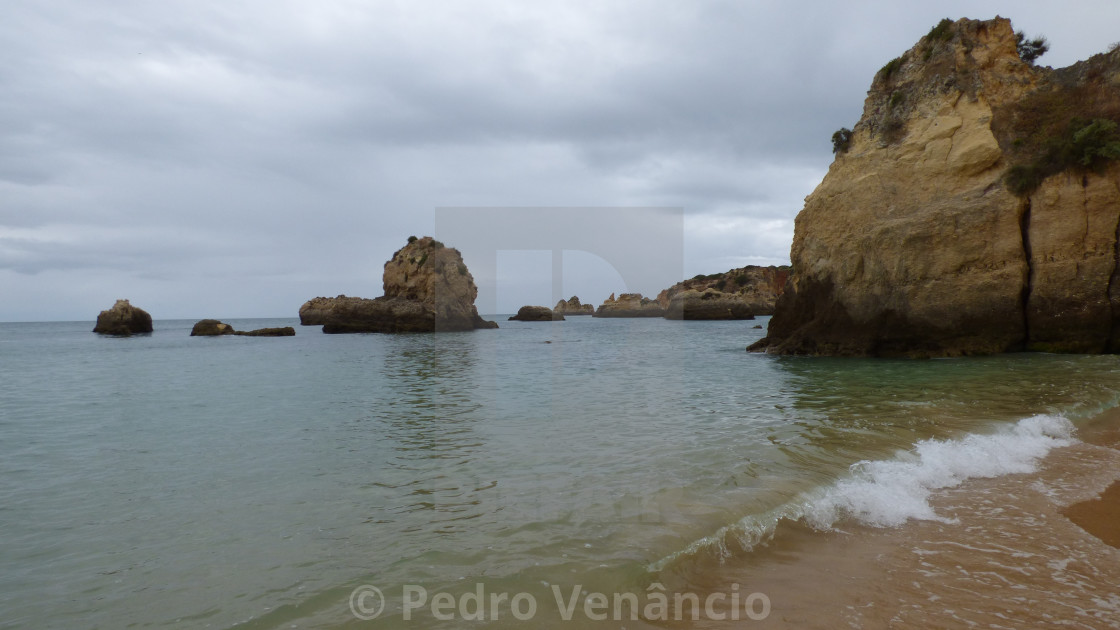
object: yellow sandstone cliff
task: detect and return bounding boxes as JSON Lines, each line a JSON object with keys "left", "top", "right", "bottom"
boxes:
{"left": 754, "top": 17, "right": 1120, "bottom": 357}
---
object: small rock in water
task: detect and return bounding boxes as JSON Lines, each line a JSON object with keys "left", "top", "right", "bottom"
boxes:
{"left": 93, "top": 299, "right": 153, "bottom": 336}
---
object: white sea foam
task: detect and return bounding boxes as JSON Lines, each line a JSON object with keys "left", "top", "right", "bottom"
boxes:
{"left": 804, "top": 414, "right": 1074, "bottom": 528}
{"left": 650, "top": 415, "right": 1075, "bottom": 572}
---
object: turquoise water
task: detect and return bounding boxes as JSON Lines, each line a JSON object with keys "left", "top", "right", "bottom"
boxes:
{"left": 2, "top": 317, "right": 1120, "bottom": 628}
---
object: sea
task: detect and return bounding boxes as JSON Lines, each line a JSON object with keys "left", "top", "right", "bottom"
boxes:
{"left": 2, "top": 316, "right": 1119, "bottom": 629}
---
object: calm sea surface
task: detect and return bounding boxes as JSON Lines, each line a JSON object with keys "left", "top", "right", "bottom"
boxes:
{"left": 2, "top": 317, "right": 1120, "bottom": 629}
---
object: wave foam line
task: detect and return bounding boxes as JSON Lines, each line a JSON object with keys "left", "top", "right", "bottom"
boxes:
{"left": 649, "top": 414, "right": 1075, "bottom": 572}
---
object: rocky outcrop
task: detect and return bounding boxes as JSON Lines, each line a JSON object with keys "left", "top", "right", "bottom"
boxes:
{"left": 235, "top": 327, "right": 295, "bottom": 337}
{"left": 93, "top": 299, "right": 153, "bottom": 335}
{"left": 553, "top": 296, "right": 595, "bottom": 315}
{"left": 509, "top": 306, "right": 563, "bottom": 321}
{"left": 192, "top": 320, "right": 296, "bottom": 336}
{"left": 663, "top": 289, "right": 756, "bottom": 320}
{"left": 593, "top": 293, "right": 665, "bottom": 318}
{"left": 300, "top": 236, "right": 498, "bottom": 333}
{"left": 299, "top": 296, "right": 345, "bottom": 326}
{"left": 752, "top": 17, "right": 1120, "bottom": 357}
{"left": 657, "top": 266, "right": 790, "bottom": 315}
{"left": 191, "top": 319, "right": 235, "bottom": 336}
{"left": 317, "top": 297, "right": 434, "bottom": 333}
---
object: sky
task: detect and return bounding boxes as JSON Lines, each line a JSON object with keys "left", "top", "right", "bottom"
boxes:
{"left": 2, "top": 1, "right": 1118, "bottom": 320}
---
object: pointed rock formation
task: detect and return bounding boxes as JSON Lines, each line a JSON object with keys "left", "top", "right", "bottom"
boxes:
{"left": 299, "top": 236, "right": 498, "bottom": 333}
{"left": 553, "top": 296, "right": 595, "bottom": 315}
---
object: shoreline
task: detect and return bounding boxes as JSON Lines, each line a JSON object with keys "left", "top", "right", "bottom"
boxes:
{"left": 655, "top": 405, "right": 1120, "bottom": 629}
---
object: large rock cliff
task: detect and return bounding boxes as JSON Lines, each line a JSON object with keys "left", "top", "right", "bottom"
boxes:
{"left": 753, "top": 17, "right": 1120, "bottom": 357}
{"left": 299, "top": 236, "right": 498, "bottom": 333}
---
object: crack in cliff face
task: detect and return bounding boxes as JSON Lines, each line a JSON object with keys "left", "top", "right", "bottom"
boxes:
{"left": 1019, "top": 197, "right": 1034, "bottom": 350}
{"left": 1107, "top": 205, "right": 1120, "bottom": 352}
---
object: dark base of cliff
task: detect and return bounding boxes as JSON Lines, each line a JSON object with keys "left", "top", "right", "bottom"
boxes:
{"left": 751, "top": 277, "right": 1028, "bottom": 358}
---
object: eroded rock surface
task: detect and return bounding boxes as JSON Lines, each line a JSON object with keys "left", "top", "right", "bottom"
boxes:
{"left": 594, "top": 293, "right": 665, "bottom": 318}
{"left": 553, "top": 296, "right": 595, "bottom": 316}
{"left": 663, "top": 289, "right": 756, "bottom": 320}
{"left": 657, "top": 266, "right": 789, "bottom": 315}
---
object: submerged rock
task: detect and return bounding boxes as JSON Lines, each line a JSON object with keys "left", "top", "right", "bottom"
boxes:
{"left": 553, "top": 296, "right": 595, "bottom": 316}
{"left": 593, "top": 293, "right": 665, "bottom": 318}
{"left": 663, "top": 289, "right": 755, "bottom": 320}
{"left": 300, "top": 236, "right": 498, "bottom": 333}
{"left": 235, "top": 327, "right": 295, "bottom": 337}
{"left": 509, "top": 305, "right": 563, "bottom": 321}
{"left": 753, "top": 17, "right": 1120, "bottom": 357}
{"left": 93, "top": 299, "right": 153, "bottom": 335}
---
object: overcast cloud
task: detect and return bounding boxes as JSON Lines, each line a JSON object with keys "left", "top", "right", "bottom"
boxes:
{"left": 2, "top": 0, "right": 1117, "bottom": 320}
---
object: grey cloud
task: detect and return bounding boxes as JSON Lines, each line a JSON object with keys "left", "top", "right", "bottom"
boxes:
{"left": 2, "top": 0, "right": 1118, "bottom": 320}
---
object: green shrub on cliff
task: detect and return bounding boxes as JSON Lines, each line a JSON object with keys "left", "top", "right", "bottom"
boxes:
{"left": 1015, "top": 31, "right": 1049, "bottom": 64}
{"left": 878, "top": 55, "right": 905, "bottom": 82}
{"left": 1004, "top": 118, "right": 1120, "bottom": 195}
{"left": 994, "top": 53, "right": 1120, "bottom": 197}
{"left": 831, "top": 128, "right": 852, "bottom": 154}
{"left": 1071, "top": 119, "right": 1120, "bottom": 167}
{"left": 926, "top": 18, "right": 954, "bottom": 43}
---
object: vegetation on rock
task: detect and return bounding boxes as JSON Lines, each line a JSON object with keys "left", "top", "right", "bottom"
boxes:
{"left": 992, "top": 48, "right": 1120, "bottom": 195}
{"left": 1015, "top": 31, "right": 1049, "bottom": 64}
{"left": 831, "top": 128, "right": 852, "bottom": 154}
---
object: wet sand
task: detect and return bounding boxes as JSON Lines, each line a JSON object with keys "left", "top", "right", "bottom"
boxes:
{"left": 1063, "top": 481, "right": 1120, "bottom": 549}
